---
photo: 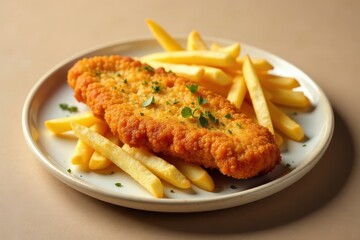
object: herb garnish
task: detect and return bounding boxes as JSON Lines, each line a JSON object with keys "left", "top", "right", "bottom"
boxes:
{"left": 197, "top": 96, "right": 208, "bottom": 105}
{"left": 224, "top": 113, "right": 232, "bottom": 119}
{"left": 206, "top": 111, "right": 219, "bottom": 124}
{"left": 115, "top": 182, "right": 123, "bottom": 187}
{"left": 181, "top": 107, "right": 193, "bottom": 118}
{"left": 236, "top": 123, "right": 243, "bottom": 129}
{"left": 152, "top": 85, "right": 161, "bottom": 93}
{"left": 198, "top": 114, "right": 209, "bottom": 127}
{"left": 142, "top": 96, "right": 155, "bottom": 107}
{"left": 144, "top": 65, "right": 154, "bottom": 73}
{"left": 123, "top": 78, "right": 128, "bottom": 84}
{"left": 186, "top": 84, "right": 198, "bottom": 93}
{"left": 67, "top": 168, "right": 72, "bottom": 173}
{"left": 59, "top": 103, "right": 78, "bottom": 113}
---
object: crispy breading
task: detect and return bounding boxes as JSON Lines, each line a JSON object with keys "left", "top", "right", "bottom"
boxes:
{"left": 67, "top": 55, "right": 281, "bottom": 179}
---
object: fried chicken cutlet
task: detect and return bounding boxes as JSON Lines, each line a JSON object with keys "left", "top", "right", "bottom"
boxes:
{"left": 68, "top": 55, "right": 281, "bottom": 179}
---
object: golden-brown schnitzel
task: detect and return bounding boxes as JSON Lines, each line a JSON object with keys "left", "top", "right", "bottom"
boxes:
{"left": 67, "top": 55, "right": 281, "bottom": 179}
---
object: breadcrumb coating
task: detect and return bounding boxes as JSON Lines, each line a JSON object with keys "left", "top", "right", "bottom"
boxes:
{"left": 68, "top": 55, "right": 281, "bottom": 179}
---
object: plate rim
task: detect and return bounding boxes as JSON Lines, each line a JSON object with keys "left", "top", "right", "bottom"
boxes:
{"left": 22, "top": 37, "right": 334, "bottom": 212}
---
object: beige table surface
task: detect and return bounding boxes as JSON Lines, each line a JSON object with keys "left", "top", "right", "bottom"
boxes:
{"left": 2, "top": 0, "right": 360, "bottom": 239}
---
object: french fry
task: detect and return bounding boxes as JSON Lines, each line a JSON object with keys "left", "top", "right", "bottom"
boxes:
{"left": 187, "top": 30, "right": 208, "bottom": 50}
{"left": 167, "top": 158, "right": 214, "bottom": 192}
{"left": 71, "top": 123, "right": 164, "bottom": 198}
{"left": 71, "top": 122, "right": 108, "bottom": 171}
{"left": 202, "top": 66, "right": 233, "bottom": 85}
{"left": 142, "top": 60, "right": 204, "bottom": 82}
{"left": 210, "top": 42, "right": 240, "bottom": 58}
{"left": 141, "top": 50, "right": 236, "bottom": 68}
{"left": 274, "top": 131, "right": 284, "bottom": 147}
{"left": 267, "top": 100, "right": 304, "bottom": 141}
{"left": 267, "top": 89, "right": 311, "bottom": 108}
{"left": 89, "top": 130, "right": 120, "bottom": 170}
{"left": 122, "top": 144, "right": 191, "bottom": 189}
{"left": 227, "top": 75, "right": 247, "bottom": 108}
{"left": 259, "top": 75, "right": 300, "bottom": 90}
{"left": 242, "top": 55, "right": 274, "bottom": 134}
{"left": 145, "top": 19, "right": 183, "bottom": 52}
{"left": 45, "top": 111, "right": 102, "bottom": 134}
{"left": 199, "top": 78, "right": 231, "bottom": 97}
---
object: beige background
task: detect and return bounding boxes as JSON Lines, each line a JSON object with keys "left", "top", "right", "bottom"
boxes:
{"left": 1, "top": 0, "right": 360, "bottom": 239}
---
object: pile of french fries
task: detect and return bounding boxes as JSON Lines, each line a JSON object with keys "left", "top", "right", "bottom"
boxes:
{"left": 143, "top": 19, "right": 310, "bottom": 145}
{"left": 44, "top": 19, "right": 311, "bottom": 198}
{"left": 45, "top": 112, "right": 214, "bottom": 198}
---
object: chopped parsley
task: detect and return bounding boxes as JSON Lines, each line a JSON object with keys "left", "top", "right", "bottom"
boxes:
{"left": 67, "top": 168, "right": 72, "bottom": 173}
{"left": 236, "top": 123, "right": 243, "bottom": 129}
{"left": 228, "top": 129, "right": 233, "bottom": 134}
{"left": 206, "top": 111, "right": 219, "bottom": 124}
{"left": 173, "top": 99, "right": 180, "bottom": 104}
{"left": 144, "top": 65, "right": 154, "bottom": 73}
{"left": 123, "top": 78, "right": 127, "bottom": 84}
{"left": 197, "top": 96, "right": 208, "bottom": 105}
{"left": 115, "top": 182, "right": 123, "bottom": 187}
{"left": 224, "top": 113, "right": 232, "bottom": 119}
{"left": 198, "top": 114, "right": 209, "bottom": 127}
{"left": 152, "top": 85, "right": 161, "bottom": 93}
{"left": 59, "top": 103, "right": 78, "bottom": 113}
{"left": 186, "top": 84, "right": 198, "bottom": 93}
{"left": 142, "top": 96, "right": 155, "bottom": 107}
{"left": 181, "top": 107, "right": 193, "bottom": 118}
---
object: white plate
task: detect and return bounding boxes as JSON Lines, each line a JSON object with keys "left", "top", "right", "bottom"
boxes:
{"left": 22, "top": 38, "right": 334, "bottom": 212}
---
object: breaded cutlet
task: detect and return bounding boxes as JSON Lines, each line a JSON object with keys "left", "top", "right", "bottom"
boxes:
{"left": 68, "top": 55, "right": 281, "bottom": 179}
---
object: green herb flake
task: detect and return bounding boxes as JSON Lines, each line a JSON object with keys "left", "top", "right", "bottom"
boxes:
{"left": 152, "top": 85, "right": 161, "bottom": 93}
{"left": 236, "top": 123, "right": 243, "bottom": 129}
{"left": 123, "top": 78, "right": 128, "bottom": 84}
{"left": 224, "top": 113, "right": 232, "bottom": 119}
{"left": 186, "top": 84, "right": 198, "bottom": 93}
{"left": 181, "top": 107, "right": 193, "bottom": 118}
{"left": 302, "top": 144, "right": 307, "bottom": 147}
{"left": 228, "top": 129, "right": 233, "bottom": 134}
{"left": 59, "top": 103, "right": 78, "bottom": 113}
{"left": 140, "top": 112, "right": 144, "bottom": 116}
{"left": 144, "top": 65, "right": 154, "bottom": 73}
{"left": 116, "top": 72, "right": 122, "bottom": 77}
{"left": 115, "top": 182, "right": 123, "bottom": 187}
{"left": 197, "top": 96, "right": 208, "bottom": 105}
{"left": 142, "top": 96, "right": 155, "bottom": 107}
{"left": 67, "top": 168, "right": 72, "bottom": 173}
{"left": 199, "top": 114, "right": 209, "bottom": 128}
{"left": 206, "top": 111, "right": 219, "bottom": 124}
{"left": 173, "top": 99, "right": 180, "bottom": 105}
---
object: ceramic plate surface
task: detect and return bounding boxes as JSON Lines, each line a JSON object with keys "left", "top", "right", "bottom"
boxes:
{"left": 22, "top": 38, "right": 334, "bottom": 212}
